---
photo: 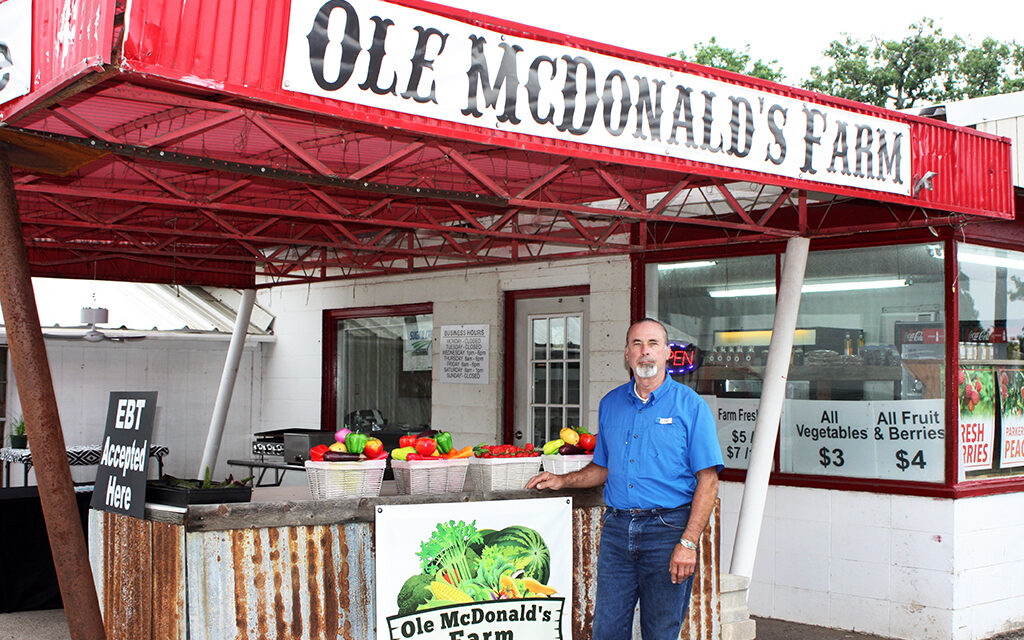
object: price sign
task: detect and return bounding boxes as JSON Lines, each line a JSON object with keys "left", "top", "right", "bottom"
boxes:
{"left": 781, "top": 399, "right": 944, "bottom": 482}
{"left": 714, "top": 398, "right": 759, "bottom": 469}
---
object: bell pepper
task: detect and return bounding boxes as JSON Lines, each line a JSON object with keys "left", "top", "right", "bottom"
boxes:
{"left": 434, "top": 431, "right": 454, "bottom": 455}
{"left": 345, "top": 432, "right": 367, "bottom": 455}
{"left": 392, "top": 446, "right": 416, "bottom": 460}
{"left": 309, "top": 444, "right": 330, "bottom": 462}
{"left": 414, "top": 437, "right": 437, "bottom": 456}
{"left": 559, "top": 428, "right": 580, "bottom": 446}
{"left": 399, "top": 434, "right": 418, "bottom": 448}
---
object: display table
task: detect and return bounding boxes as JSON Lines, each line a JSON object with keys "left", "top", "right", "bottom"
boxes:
{"left": 1, "top": 445, "right": 170, "bottom": 487}
{"left": 88, "top": 488, "right": 721, "bottom": 640}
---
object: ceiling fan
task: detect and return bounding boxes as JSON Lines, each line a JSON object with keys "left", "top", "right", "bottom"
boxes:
{"left": 42, "top": 307, "right": 147, "bottom": 343}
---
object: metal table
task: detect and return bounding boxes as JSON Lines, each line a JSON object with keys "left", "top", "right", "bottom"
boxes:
{"left": 226, "top": 458, "right": 305, "bottom": 487}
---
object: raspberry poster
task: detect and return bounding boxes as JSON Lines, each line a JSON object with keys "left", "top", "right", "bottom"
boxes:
{"left": 375, "top": 498, "right": 572, "bottom": 640}
{"left": 959, "top": 365, "right": 995, "bottom": 472}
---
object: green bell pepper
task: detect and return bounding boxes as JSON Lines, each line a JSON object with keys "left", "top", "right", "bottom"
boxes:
{"left": 345, "top": 432, "right": 367, "bottom": 455}
{"left": 434, "top": 431, "right": 453, "bottom": 455}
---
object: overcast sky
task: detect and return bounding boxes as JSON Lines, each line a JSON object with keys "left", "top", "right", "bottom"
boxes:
{"left": 440, "top": 0, "right": 1024, "bottom": 83}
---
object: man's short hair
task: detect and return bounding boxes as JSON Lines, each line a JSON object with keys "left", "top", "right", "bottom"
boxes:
{"left": 627, "top": 317, "right": 669, "bottom": 345}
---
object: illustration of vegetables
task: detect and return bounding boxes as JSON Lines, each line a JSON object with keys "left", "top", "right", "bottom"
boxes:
{"left": 402, "top": 520, "right": 558, "bottom": 612}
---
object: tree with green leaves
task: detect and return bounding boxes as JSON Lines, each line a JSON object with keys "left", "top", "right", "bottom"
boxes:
{"left": 802, "top": 18, "right": 1024, "bottom": 108}
{"left": 669, "top": 37, "right": 785, "bottom": 83}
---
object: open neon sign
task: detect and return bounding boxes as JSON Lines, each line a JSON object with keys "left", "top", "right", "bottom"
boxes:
{"left": 667, "top": 343, "right": 702, "bottom": 375}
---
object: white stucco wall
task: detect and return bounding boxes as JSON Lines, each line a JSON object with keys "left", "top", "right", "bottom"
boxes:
{"left": 5, "top": 336, "right": 262, "bottom": 483}
{"left": 720, "top": 481, "right": 1024, "bottom": 640}
{"left": 257, "top": 256, "right": 633, "bottom": 447}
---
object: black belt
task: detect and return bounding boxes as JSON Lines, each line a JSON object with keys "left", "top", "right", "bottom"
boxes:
{"left": 605, "top": 504, "right": 690, "bottom": 517}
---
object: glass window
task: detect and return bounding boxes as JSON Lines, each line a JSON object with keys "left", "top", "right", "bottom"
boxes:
{"left": 779, "top": 244, "right": 945, "bottom": 482}
{"left": 648, "top": 243, "right": 947, "bottom": 483}
{"left": 957, "top": 243, "right": 1024, "bottom": 479}
{"left": 333, "top": 311, "right": 432, "bottom": 431}
{"left": 528, "top": 312, "right": 583, "bottom": 445}
{"left": 647, "top": 256, "right": 776, "bottom": 470}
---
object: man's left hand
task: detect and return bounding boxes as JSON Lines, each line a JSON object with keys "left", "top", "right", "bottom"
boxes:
{"left": 670, "top": 544, "right": 697, "bottom": 584}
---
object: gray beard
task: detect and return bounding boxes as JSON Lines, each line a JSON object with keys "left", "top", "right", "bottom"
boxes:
{"left": 635, "top": 363, "right": 658, "bottom": 378}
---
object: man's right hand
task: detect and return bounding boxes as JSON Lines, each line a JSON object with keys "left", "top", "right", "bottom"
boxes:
{"left": 525, "top": 471, "right": 565, "bottom": 490}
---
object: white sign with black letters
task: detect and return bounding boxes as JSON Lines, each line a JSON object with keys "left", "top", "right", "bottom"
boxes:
{"left": 283, "top": 0, "right": 911, "bottom": 195}
{"left": 781, "top": 399, "right": 944, "bottom": 482}
{"left": 0, "top": 0, "right": 32, "bottom": 105}
{"left": 441, "top": 324, "right": 489, "bottom": 384}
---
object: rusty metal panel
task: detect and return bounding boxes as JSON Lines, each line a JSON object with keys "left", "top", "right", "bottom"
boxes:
{"left": 186, "top": 523, "right": 376, "bottom": 640}
{"left": 88, "top": 511, "right": 186, "bottom": 640}
{"left": 1, "top": 0, "right": 115, "bottom": 121}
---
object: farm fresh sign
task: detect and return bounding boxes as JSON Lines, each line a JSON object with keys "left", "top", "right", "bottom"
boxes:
{"left": 282, "top": 0, "right": 911, "bottom": 195}
{"left": 376, "top": 498, "right": 572, "bottom": 640}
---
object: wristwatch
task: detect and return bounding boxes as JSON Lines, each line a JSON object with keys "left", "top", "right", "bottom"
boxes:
{"left": 678, "top": 537, "right": 698, "bottom": 551}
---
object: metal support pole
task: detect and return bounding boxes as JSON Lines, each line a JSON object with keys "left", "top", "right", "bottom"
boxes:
{"left": 729, "top": 236, "right": 809, "bottom": 578}
{"left": 197, "top": 288, "right": 256, "bottom": 478}
{"left": 0, "top": 147, "right": 106, "bottom": 639}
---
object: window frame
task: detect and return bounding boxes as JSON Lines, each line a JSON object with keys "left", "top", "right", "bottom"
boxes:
{"left": 635, "top": 232, "right": 1024, "bottom": 499}
{"left": 321, "top": 302, "right": 433, "bottom": 432}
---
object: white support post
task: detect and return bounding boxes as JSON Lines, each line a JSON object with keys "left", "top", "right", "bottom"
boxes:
{"left": 198, "top": 289, "right": 257, "bottom": 479}
{"left": 729, "top": 236, "right": 809, "bottom": 578}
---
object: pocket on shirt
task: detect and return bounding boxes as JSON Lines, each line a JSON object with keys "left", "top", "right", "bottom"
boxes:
{"left": 639, "top": 423, "right": 686, "bottom": 480}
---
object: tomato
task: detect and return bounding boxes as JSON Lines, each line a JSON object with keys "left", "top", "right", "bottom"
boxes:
{"left": 415, "top": 437, "right": 437, "bottom": 456}
{"left": 578, "top": 433, "right": 596, "bottom": 452}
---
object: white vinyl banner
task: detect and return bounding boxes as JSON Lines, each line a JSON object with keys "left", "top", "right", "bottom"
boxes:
{"left": 0, "top": 0, "right": 32, "bottom": 105}
{"left": 283, "top": 0, "right": 912, "bottom": 195}
{"left": 376, "top": 498, "right": 573, "bottom": 640}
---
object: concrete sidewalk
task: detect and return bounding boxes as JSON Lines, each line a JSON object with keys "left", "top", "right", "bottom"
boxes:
{"left": 3, "top": 610, "right": 1024, "bottom": 639}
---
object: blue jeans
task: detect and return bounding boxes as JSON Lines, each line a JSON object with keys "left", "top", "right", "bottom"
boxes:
{"left": 592, "top": 505, "right": 695, "bottom": 640}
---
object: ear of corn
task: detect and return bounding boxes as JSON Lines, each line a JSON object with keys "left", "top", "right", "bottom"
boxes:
{"left": 428, "top": 581, "right": 473, "bottom": 603}
{"left": 522, "top": 577, "right": 556, "bottom": 595}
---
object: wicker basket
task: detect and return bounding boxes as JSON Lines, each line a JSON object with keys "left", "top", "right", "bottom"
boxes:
{"left": 542, "top": 454, "right": 594, "bottom": 475}
{"left": 466, "top": 457, "right": 543, "bottom": 492}
{"left": 304, "top": 459, "right": 387, "bottom": 499}
{"left": 391, "top": 459, "right": 469, "bottom": 494}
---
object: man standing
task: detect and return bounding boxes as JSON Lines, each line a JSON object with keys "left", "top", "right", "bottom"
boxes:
{"left": 526, "top": 318, "right": 723, "bottom": 639}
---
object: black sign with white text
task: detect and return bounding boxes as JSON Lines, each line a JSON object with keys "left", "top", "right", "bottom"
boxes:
{"left": 90, "top": 392, "right": 158, "bottom": 518}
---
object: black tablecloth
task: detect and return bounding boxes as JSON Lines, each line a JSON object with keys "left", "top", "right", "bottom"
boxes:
{"left": 0, "top": 487, "right": 91, "bottom": 612}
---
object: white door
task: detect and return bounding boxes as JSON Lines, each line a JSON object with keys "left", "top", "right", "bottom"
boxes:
{"left": 513, "top": 295, "right": 588, "bottom": 448}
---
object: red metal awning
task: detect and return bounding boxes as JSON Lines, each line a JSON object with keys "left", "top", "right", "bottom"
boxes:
{"left": 0, "top": 0, "right": 1014, "bottom": 288}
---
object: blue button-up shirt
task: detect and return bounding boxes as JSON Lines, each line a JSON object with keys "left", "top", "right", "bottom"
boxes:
{"left": 593, "top": 376, "right": 723, "bottom": 510}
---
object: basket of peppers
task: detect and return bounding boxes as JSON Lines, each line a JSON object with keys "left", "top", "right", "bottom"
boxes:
{"left": 304, "top": 429, "right": 390, "bottom": 499}
{"left": 389, "top": 429, "right": 474, "bottom": 495}
{"left": 541, "top": 426, "right": 596, "bottom": 475}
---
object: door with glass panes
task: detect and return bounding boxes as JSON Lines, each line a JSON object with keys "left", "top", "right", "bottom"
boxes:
{"left": 513, "top": 295, "right": 588, "bottom": 448}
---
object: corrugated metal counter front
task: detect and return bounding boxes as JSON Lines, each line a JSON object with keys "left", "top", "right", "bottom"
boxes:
{"left": 88, "top": 487, "right": 721, "bottom": 640}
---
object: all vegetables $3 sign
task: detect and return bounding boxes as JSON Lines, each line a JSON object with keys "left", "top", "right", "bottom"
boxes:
{"left": 376, "top": 498, "right": 572, "bottom": 640}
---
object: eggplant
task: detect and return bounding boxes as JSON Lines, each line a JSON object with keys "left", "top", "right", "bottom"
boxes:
{"left": 417, "top": 428, "right": 439, "bottom": 438}
{"left": 323, "top": 451, "right": 361, "bottom": 462}
{"left": 558, "top": 444, "right": 586, "bottom": 456}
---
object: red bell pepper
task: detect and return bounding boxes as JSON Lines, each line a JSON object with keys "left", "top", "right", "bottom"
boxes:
{"left": 399, "top": 434, "right": 417, "bottom": 448}
{"left": 309, "top": 444, "right": 329, "bottom": 462}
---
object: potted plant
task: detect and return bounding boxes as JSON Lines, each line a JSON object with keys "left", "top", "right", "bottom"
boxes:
{"left": 9, "top": 416, "right": 27, "bottom": 449}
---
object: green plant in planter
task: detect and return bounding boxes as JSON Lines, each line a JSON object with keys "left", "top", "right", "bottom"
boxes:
{"left": 9, "top": 416, "right": 27, "bottom": 449}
